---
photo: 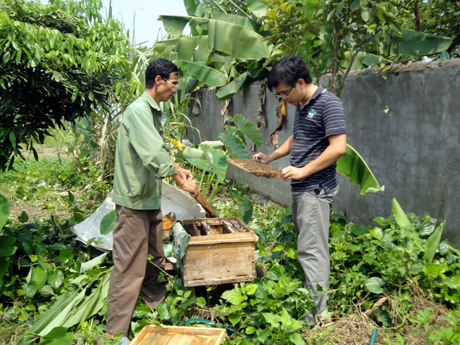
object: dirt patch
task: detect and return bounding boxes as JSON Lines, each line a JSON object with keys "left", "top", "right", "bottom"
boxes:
{"left": 228, "top": 159, "right": 283, "bottom": 178}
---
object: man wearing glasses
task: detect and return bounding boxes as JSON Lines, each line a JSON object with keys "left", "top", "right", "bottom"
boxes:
{"left": 253, "top": 56, "right": 347, "bottom": 328}
{"left": 106, "top": 59, "right": 198, "bottom": 344}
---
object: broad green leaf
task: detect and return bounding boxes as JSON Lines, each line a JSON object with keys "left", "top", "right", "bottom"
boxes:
{"left": 0, "top": 236, "right": 17, "bottom": 257}
{"left": 232, "top": 114, "right": 263, "bottom": 148}
{"left": 391, "top": 198, "right": 410, "bottom": 228}
{"left": 222, "top": 289, "right": 246, "bottom": 305}
{"left": 201, "top": 146, "right": 228, "bottom": 182}
{"left": 100, "top": 210, "right": 117, "bottom": 236}
{"left": 245, "top": 283, "right": 258, "bottom": 295}
{"left": 157, "top": 303, "right": 171, "bottom": 320}
{"left": 365, "top": 277, "right": 385, "bottom": 294}
{"left": 39, "top": 327, "right": 74, "bottom": 345}
{"left": 290, "top": 333, "right": 307, "bottom": 345}
{"left": 336, "top": 144, "right": 384, "bottom": 195}
{"left": 160, "top": 15, "right": 190, "bottom": 37}
{"left": 219, "top": 133, "right": 249, "bottom": 159}
{"left": 183, "top": 0, "right": 205, "bottom": 17}
{"left": 40, "top": 285, "right": 55, "bottom": 298}
{"left": 186, "top": 158, "right": 212, "bottom": 173}
{"left": 361, "top": 10, "right": 371, "bottom": 22}
{"left": 178, "top": 61, "right": 227, "bottom": 87}
{"left": 246, "top": 0, "right": 267, "bottom": 18}
{"left": 350, "top": 0, "right": 361, "bottom": 11}
{"left": 32, "top": 267, "right": 47, "bottom": 291}
{"left": 0, "top": 194, "right": 10, "bottom": 229}
{"left": 182, "top": 147, "right": 205, "bottom": 160}
{"left": 228, "top": 313, "right": 241, "bottom": 326}
{"left": 263, "top": 312, "right": 282, "bottom": 327}
{"left": 196, "top": 297, "right": 206, "bottom": 308}
{"left": 211, "top": 12, "right": 261, "bottom": 33}
{"left": 383, "top": 30, "right": 452, "bottom": 56}
{"left": 216, "top": 72, "right": 249, "bottom": 101}
{"left": 199, "top": 141, "right": 223, "bottom": 149}
{"left": 238, "top": 195, "right": 253, "bottom": 224}
{"left": 48, "top": 271, "right": 65, "bottom": 289}
{"left": 59, "top": 249, "right": 74, "bottom": 264}
{"left": 246, "top": 326, "right": 257, "bottom": 334}
{"left": 75, "top": 117, "right": 93, "bottom": 138}
{"left": 18, "top": 211, "right": 29, "bottom": 223}
{"left": 424, "top": 221, "right": 445, "bottom": 264}
{"left": 207, "top": 19, "right": 271, "bottom": 60}
{"left": 423, "top": 263, "right": 448, "bottom": 278}
{"left": 23, "top": 282, "right": 38, "bottom": 298}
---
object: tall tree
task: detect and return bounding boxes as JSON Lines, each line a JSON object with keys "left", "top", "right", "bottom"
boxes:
{"left": 0, "top": 0, "right": 130, "bottom": 171}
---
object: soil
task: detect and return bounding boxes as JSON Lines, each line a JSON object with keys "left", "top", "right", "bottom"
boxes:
{"left": 228, "top": 159, "right": 283, "bottom": 179}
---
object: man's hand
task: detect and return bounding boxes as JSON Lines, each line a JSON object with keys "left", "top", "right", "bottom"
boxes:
{"left": 177, "top": 167, "right": 193, "bottom": 181}
{"left": 281, "top": 166, "right": 308, "bottom": 181}
{"left": 253, "top": 152, "right": 272, "bottom": 164}
{"left": 179, "top": 179, "right": 199, "bottom": 197}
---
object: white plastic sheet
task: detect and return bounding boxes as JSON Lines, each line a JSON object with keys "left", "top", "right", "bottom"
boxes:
{"left": 72, "top": 182, "right": 205, "bottom": 251}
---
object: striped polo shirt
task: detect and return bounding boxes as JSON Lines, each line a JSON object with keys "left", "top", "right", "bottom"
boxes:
{"left": 290, "top": 86, "right": 347, "bottom": 193}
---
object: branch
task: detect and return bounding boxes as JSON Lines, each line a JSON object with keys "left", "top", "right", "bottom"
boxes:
{"left": 337, "top": 28, "right": 383, "bottom": 94}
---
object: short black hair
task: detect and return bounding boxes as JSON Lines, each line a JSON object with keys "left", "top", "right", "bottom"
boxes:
{"left": 145, "top": 58, "right": 179, "bottom": 89}
{"left": 267, "top": 56, "right": 313, "bottom": 91}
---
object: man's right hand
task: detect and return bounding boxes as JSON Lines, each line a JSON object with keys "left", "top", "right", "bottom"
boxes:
{"left": 253, "top": 152, "right": 272, "bottom": 164}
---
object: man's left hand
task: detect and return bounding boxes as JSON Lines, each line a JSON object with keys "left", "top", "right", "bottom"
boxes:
{"left": 281, "top": 166, "right": 308, "bottom": 181}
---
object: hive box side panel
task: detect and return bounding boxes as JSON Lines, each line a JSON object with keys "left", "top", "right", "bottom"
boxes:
{"left": 130, "top": 326, "right": 226, "bottom": 345}
{"left": 183, "top": 242, "right": 256, "bottom": 287}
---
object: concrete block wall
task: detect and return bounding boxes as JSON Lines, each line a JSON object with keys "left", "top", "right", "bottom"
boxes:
{"left": 186, "top": 59, "right": 460, "bottom": 248}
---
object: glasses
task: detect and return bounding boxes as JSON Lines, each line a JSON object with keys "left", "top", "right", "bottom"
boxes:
{"left": 273, "top": 83, "right": 296, "bottom": 99}
{"left": 163, "top": 78, "right": 179, "bottom": 91}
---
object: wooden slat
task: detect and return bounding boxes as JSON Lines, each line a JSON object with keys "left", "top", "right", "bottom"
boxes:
{"left": 130, "top": 326, "right": 226, "bottom": 345}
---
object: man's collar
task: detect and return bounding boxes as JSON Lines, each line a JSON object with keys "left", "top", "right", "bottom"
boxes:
{"left": 142, "top": 91, "right": 161, "bottom": 111}
{"left": 299, "top": 86, "right": 326, "bottom": 110}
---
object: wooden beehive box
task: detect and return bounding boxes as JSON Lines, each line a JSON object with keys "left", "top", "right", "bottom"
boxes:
{"left": 130, "top": 325, "right": 226, "bottom": 345}
{"left": 181, "top": 217, "right": 258, "bottom": 287}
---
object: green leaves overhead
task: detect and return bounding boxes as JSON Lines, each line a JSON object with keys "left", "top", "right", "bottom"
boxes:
{"left": 178, "top": 61, "right": 227, "bottom": 87}
{"left": 336, "top": 144, "right": 384, "bottom": 195}
{"left": 384, "top": 29, "right": 453, "bottom": 56}
{"left": 160, "top": 15, "right": 191, "bottom": 37}
{"left": 216, "top": 72, "right": 249, "bottom": 101}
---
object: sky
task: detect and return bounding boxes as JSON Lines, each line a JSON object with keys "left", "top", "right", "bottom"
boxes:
{"left": 102, "top": 0, "right": 190, "bottom": 46}
{"left": 40, "top": 0, "right": 190, "bottom": 46}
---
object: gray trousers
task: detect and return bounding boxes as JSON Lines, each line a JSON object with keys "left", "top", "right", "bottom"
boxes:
{"left": 292, "top": 187, "right": 336, "bottom": 324}
{"left": 106, "top": 206, "right": 167, "bottom": 336}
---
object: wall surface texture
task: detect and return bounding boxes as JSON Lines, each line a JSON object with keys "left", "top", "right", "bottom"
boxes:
{"left": 187, "top": 59, "right": 460, "bottom": 248}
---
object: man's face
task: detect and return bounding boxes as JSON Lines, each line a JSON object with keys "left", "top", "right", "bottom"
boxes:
{"left": 274, "top": 81, "right": 300, "bottom": 105}
{"left": 157, "top": 73, "right": 179, "bottom": 102}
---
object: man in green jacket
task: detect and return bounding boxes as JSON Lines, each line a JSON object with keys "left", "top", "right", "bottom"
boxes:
{"left": 106, "top": 59, "right": 198, "bottom": 344}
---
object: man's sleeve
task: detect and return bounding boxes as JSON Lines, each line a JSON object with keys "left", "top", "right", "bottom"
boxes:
{"left": 127, "top": 106, "right": 178, "bottom": 179}
{"left": 323, "top": 95, "right": 347, "bottom": 137}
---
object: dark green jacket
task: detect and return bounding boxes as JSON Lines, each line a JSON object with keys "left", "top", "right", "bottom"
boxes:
{"left": 112, "top": 92, "right": 177, "bottom": 209}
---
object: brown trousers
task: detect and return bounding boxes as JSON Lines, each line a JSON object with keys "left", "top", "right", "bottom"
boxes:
{"left": 106, "top": 206, "right": 167, "bottom": 336}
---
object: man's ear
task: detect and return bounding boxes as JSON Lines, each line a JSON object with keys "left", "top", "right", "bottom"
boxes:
{"left": 154, "top": 75, "right": 163, "bottom": 85}
{"left": 297, "top": 78, "right": 306, "bottom": 87}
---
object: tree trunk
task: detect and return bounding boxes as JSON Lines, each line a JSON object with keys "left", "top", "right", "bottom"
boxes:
{"left": 52, "top": 129, "right": 62, "bottom": 166}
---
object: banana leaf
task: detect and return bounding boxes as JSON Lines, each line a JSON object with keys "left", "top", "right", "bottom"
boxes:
{"left": 384, "top": 29, "right": 452, "bottom": 56}
{"left": 159, "top": 15, "right": 191, "bottom": 37}
{"left": 216, "top": 72, "right": 249, "bottom": 101}
{"left": 246, "top": 0, "right": 268, "bottom": 18}
{"left": 177, "top": 61, "right": 227, "bottom": 87}
{"left": 183, "top": 0, "right": 205, "bottom": 17}
{"left": 211, "top": 12, "right": 261, "bottom": 32}
{"left": 336, "top": 144, "right": 384, "bottom": 195}
{"left": 207, "top": 19, "right": 271, "bottom": 60}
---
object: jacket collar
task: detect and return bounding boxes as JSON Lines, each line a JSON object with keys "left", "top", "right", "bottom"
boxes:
{"left": 141, "top": 91, "right": 161, "bottom": 112}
